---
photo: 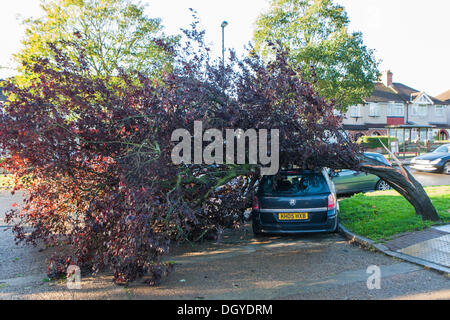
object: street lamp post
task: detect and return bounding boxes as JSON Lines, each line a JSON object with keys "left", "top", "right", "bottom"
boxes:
{"left": 221, "top": 21, "right": 228, "bottom": 70}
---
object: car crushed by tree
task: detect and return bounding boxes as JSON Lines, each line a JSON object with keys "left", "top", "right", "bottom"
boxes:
{"left": 0, "top": 20, "right": 440, "bottom": 286}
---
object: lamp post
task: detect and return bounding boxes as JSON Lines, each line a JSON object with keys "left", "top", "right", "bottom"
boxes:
{"left": 221, "top": 21, "right": 228, "bottom": 70}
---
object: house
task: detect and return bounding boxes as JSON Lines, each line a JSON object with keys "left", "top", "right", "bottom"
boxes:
{"left": 342, "top": 70, "right": 450, "bottom": 142}
{"left": 436, "top": 90, "right": 450, "bottom": 139}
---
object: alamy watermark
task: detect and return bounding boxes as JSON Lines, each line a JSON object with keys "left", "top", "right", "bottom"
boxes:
{"left": 171, "top": 121, "right": 280, "bottom": 175}
{"left": 67, "top": 265, "right": 81, "bottom": 290}
{"left": 366, "top": 265, "right": 381, "bottom": 290}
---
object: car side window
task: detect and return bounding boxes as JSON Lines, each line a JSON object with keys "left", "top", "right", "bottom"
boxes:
{"left": 434, "top": 146, "right": 449, "bottom": 153}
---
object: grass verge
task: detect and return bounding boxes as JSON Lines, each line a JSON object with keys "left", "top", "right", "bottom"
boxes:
{"left": 339, "top": 186, "right": 450, "bottom": 242}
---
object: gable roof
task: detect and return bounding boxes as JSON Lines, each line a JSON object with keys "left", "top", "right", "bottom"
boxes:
{"left": 389, "top": 82, "right": 419, "bottom": 103}
{"left": 365, "top": 82, "right": 448, "bottom": 105}
{"left": 436, "top": 90, "right": 450, "bottom": 103}
{"left": 391, "top": 83, "right": 443, "bottom": 105}
{"left": 410, "top": 92, "right": 435, "bottom": 105}
{"left": 364, "top": 82, "right": 404, "bottom": 103}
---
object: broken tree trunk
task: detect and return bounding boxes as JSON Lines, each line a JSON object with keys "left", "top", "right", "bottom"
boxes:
{"left": 358, "top": 155, "right": 440, "bottom": 221}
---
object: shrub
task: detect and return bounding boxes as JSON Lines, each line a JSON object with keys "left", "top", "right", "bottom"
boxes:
{"left": 358, "top": 136, "right": 397, "bottom": 149}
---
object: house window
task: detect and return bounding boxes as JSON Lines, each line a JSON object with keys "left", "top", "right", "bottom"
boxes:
{"left": 369, "top": 103, "right": 380, "bottom": 117}
{"left": 387, "top": 103, "right": 404, "bottom": 117}
{"left": 435, "top": 105, "right": 444, "bottom": 117}
{"left": 411, "top": 129, "right": 418, "bottom": 141}
{"left": 350, "top": 105, "right": 361, "bottom": 118}
{"left": 411, "top": 104, "right": 427, "bottom": 116}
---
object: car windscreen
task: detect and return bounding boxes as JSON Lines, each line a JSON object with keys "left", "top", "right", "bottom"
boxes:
{"left": 434, "top": 145, "right": 449, "bottom": 153}
{"left": 365, "top": 153, "right": 389, "bottom": 166}
{"left": 260, "top": 173, "right": 329, "bottom": 196}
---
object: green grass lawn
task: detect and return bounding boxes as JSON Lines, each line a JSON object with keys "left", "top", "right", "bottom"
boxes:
{"left": 339, "top": 186, "right": 450, "bottom": 242}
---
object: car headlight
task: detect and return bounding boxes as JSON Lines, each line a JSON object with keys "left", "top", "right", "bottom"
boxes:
{"left": 430, "top": 159, "right": 442, "bottom": 164}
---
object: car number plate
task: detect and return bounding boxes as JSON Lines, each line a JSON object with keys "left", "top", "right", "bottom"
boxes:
{"left": 278, "top": 213, "right": 308, "bottom": 221}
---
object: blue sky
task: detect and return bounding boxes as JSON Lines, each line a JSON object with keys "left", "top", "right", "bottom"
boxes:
{"left": 1, "top": 0, "right": 449, "bottom": 96}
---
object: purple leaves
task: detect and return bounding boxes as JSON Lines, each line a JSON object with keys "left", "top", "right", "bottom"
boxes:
{"left": 0, "top": 27, "right": 361, "bottom": 285}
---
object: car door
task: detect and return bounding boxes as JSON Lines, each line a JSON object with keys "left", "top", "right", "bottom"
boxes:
{"left": 334, "top": 169, "right": 377, "bottom": 194}
{"left": 355, "top": 171, "right": 379, "bottom": 191}
{"left": 333, "top": 170, "right": 358, "bottom": 194}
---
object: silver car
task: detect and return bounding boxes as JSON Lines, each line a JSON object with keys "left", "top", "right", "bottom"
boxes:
{"left": 410, "top": 144, "right": 450, "bottom": 174}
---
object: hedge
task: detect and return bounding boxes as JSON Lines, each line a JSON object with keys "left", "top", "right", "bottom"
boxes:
{"left": 358, "top": 136, "right": 398, "bottom": 149}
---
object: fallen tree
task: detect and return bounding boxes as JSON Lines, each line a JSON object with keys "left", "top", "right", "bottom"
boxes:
{"left": 0, "top": 26, "right": 441, "bottom": 285}
{"left": 360, "top": 155, "right": 439, "bottom": 221}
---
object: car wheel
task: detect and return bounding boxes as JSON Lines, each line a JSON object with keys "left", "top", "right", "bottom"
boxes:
{"left": 443, "top": 162, "right": 450, "bottom": 175}
{"left": 252, "top": 221, "right": 264, "bottom": 237}
{"left": 332, "top": 216, "right": 340, "bottom": 233}
{"left": 375, "top": 180, "right": 392, "bottom": 191}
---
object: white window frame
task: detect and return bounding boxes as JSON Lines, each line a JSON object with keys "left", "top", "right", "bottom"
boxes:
{"left": 411, "top": 104, "right": 418, "bottom": 116}
{"left": 411, "top": 128, "right": 418, "bottom": 141}
{"left": 350, "top": 105, "right": 361, "bottom": 118}
{"left": 411, "top": 104, "right": 428, "bottom": 117}
{"left": 387, "top": 102, "right": 404, "bottom": 117}
{"left": 369, "top": 103, "right": 380, "bottom": 117}
{"left": 435, "top": 105, "right": 444, "bottom": 117}
{"left": 418, "top": 104, "right": 427, "bottom": 116}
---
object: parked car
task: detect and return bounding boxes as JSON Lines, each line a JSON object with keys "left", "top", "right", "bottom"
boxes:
{"left": 251, "top": 169, "right": 338, "bottom": 235}
{"left": 410, "top": 144, "right": 450, "bottom": 174}
{"left": 332, "top": 152, "right": 392, "bottom": 195}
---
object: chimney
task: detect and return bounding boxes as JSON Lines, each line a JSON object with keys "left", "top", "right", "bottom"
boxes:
{"left": 381, "top": 70, "right": 393, "bottom": 87}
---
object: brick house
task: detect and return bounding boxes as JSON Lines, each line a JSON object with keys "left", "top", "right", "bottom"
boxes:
{"left": 342, "top": 71, "right": 450, "bottom": 142}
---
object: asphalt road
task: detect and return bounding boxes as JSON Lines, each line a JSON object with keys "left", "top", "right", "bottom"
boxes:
{"left": 0, "top": 170, "right": 449, "bottom": 300}
{"left": 407, "top": 167, "right": 450, "bottom": 187}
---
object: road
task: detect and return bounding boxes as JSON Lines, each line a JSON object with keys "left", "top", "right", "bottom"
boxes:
{"left": 0, "top": 170, "right": 449, "bottom": 300}
{"left": 407, "top": 167, "right": 450, "bottom": 187}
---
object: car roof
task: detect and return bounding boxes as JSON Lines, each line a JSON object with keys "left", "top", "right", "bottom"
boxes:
{"left": 434, "top": 144, "right": 450, "bottom": 149}
{"left": 279, "top": 170, "right": 322, "bottom": 174}
{"left": 364, "top": 152, "right": 382, "bottom": 156}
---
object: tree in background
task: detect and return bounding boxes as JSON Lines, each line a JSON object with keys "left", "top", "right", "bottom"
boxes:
{"left": 253, "top": 0, "right": 379, "bottom": 110}
{"left": 15, "top": 0, "right": 178, "bottom": 83}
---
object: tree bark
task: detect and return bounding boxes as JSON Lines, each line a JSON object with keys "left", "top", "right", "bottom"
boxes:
{"left": 357, "top": 155, "right": 440, "bottom": 221}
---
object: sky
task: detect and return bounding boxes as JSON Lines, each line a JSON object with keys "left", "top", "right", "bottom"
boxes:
{"left": 0, "top": 0, "right": 449, "bottom": 96}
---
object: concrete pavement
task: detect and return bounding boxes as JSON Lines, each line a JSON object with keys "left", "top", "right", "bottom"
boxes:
{"left": 384, "top": 225, "right": 450, "bottom": 271}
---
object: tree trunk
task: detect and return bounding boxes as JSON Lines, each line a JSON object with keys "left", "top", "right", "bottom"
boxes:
{"left": 357, "top": 155, "right": 440, "bottom": 221}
